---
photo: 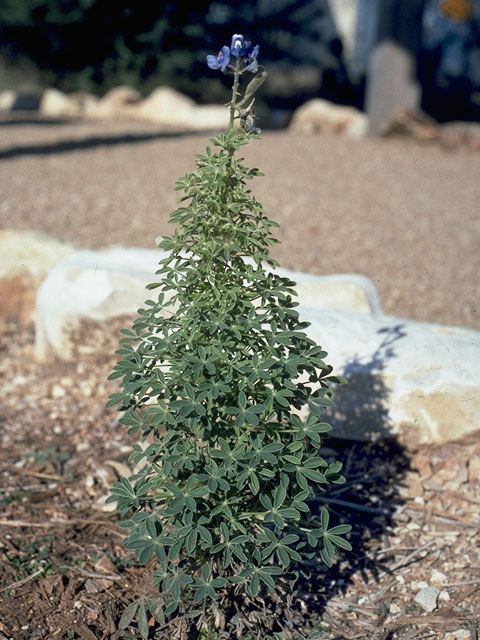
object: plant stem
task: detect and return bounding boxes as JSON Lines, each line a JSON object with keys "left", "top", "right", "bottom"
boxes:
{"left": 229, "top": 57, "right": 241, "bottom": 129}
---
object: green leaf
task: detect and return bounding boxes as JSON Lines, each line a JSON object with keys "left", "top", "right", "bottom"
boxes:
{"left": 273, "top": 485, "right": 286, "bottom": 509}
{"left": 328, "top": 535, "right": 352, "bottom": 551}
{"left": 275, "top": 545, "right": 289, "bottom": 567}
{"left": 164, "top": 599, "right": 179, "bottom": 617}
{"left": 137, "top": 602, "right": 148, "bottom": 639}
{"left": 249, "top": 472, "right": 260, "bottom": 495}
{"left": 328, "top": 524, "right": 352, "bottom": 535}
{"left": 198, "top": 525, "right": 212, "bottom": 544}
{"left": 194, "top": 586, "right": 207, "bottom": 604}
{"left": 248, "top": 572, "right": 260, "bottom": 597}
{"left": 118, "top": 601, "right": 139, "bottom": 630}
{"left": 301, "top": 467, "right": 327, "bottom": 483}
{"left": 321, "top": 507, "right": 330, "bottom": 531}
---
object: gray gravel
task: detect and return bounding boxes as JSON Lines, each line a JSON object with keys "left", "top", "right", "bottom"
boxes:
{"left": 1, "top": 115, "right": 479, "bottom": 330}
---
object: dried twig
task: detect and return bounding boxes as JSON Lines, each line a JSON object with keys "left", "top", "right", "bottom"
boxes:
{"left": 0, "top": 519, "right": 53, "bottom": 529}
{"left": 405, "top": 506, "right": 480, "bottom": 530}
{"left": 372, "top": 539, "right": 437, "bottom": 581}
{"left": 427, "top": 486, "right": 480, "bottom": 506}
{"left": 0, "top": 517, "right": 122, "bottom": 536}
{"left": 311, "top": 495, "right": 390, "bottom": 515}
{"left": 443, "top": 579, "right": 480, "bottom": 587}
{"left": 68, "top": 567, "right": 122, "bottom": 582}
{"left": 0, "top": 567, "right": 44, "bottom": 593}
{"left": 326, "top": 599, "right": 377, "bottom": 617}
{"left": 4, "top": 465, "right": 63, "bottom": 481}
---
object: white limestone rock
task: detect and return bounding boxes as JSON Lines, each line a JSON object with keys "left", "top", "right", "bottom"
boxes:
{"left": 133, "top": 87, "right": 229, "bottom": 130}
{"left": 413, "top": 586, "right": 439, "bottom": 613}
{"left": 0, "top": 230, "right": 75, "bottom": 328}
{"left": 35, "top": 248, "right": 160, "bottom": 362}
{"left": 134, "top": 86, "right": 196, "bottom": 127}
{"left": 289, "top": 98, "right": 368, "bottom": 138}
{"left": 301, "top": 307, "right": 480, "bottom": 445}
{"left": 40, "top": 88, "right": 82, "bottom": 118}
{"left": 34, "top": 247, "right": 381, "bottom": 362}
{"left": 0, "top": 89, "right": 16, "bottom": 111}
{"left": 92, "top": 86, "right": 142, "bottom": 120}
{"left": 34, "top": 247, "right": 480, "bottom": 446}
{"left": 188, "top": 104, "right": 230, "bottom": 131}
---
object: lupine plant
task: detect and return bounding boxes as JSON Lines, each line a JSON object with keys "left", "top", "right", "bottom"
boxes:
{"left": 107, "top": 34, "right": 351, "bottom": 639}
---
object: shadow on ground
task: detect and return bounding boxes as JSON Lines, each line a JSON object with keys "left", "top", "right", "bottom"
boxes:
{"left": 295, "top": 324, "right": 411, "bottom": 627}
{"left": 0, "top": 122, "right": 206, "bottom": 161}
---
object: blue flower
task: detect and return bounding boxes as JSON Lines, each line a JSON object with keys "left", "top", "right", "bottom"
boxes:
{"left": 244, "top": 44, "right": 260, "bottom": 73}
{"left": 230, "top": 34, "right": 245, "bottom": 57}
{"left": 207, "top": 45, "right": 230, "bottom": 72}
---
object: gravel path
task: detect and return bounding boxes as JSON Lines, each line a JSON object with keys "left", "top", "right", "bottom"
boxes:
{"left": 1, "top": 115, "right": 479, "bottom": 330}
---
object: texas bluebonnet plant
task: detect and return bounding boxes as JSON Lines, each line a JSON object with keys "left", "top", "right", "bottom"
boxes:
{"left": 107, "top": 35, "right": 350, "bottom": 640}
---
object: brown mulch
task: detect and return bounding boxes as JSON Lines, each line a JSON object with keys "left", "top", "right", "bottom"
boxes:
{"left": 0, "top": 116, "right": 480, "bottom": 638}
{"left": 1, "top": 319, "right": 479, "bottom": 640}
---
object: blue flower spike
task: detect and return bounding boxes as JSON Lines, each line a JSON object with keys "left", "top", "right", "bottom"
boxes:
{"left": 206, "top": 35, "right": 260, "bottom": 74}
{"left": 206, "top": 34, "right": 265, "bottom": 131}
{"left": 207, "top": 45, "right": 230, "bottom": 72}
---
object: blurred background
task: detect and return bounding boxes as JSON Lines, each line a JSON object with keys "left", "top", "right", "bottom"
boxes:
{"left": 1, "top": 0, "right": 479, "bottom": 127}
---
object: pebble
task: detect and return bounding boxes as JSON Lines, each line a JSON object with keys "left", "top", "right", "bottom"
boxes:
{"left": 52, "top": 384, "right": 66, "bottom": 398}
{"left": 411, "top": 580, "right": 429, "bottom": 592}
{"left": 445, "top": 631, "right": 471, "bottom": 640}
{"left": 389, "top": 603, "right": 401, "bottom": 614}
{"left": 414, "top": 586, "right": 440, "bottom": 612}
{"left": 85, "top": 474, "right": 95, "bottom": 487}
{"left": 430, "top": 569, "right": 448, "bottom": 584}
{"left": 468, "top": 455, "right": 480, "bottom": 483}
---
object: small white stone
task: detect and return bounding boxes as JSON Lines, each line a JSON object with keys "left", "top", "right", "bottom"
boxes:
{"left": 52, "top": 384, "right": 66, "bottom": 398}
{"left": 389, "top": 603, "right": 401, "bottom": 614}
{"left": 96, "top": 494, "right": 117, "bottom": 512}
{"left": 430, "top": 569, "right": 448, "bottom": 584}
{"left": 85, "top": 474, "right": 95, "bottom": 487}
{"left": 414, "top": 586, "right": 440, "bottom": 612}
{"left": 411, "top": 580, "right": 429, "bottom": 592}
{"left": 395, "top": 575, "right": 405, "bottom": 584}
{"left": 13, "top": 375, "right": 27, "bottom": 385}
{"left": 439, "top": 590, "right": 451, "bottom": 602}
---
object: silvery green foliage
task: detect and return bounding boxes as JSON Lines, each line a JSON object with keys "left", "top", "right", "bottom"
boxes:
{"left": 107, "top": 38, "right": 351, "bottom": 635}
{"left": 107, "top": 126, "right": 351, "bottom": 622}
